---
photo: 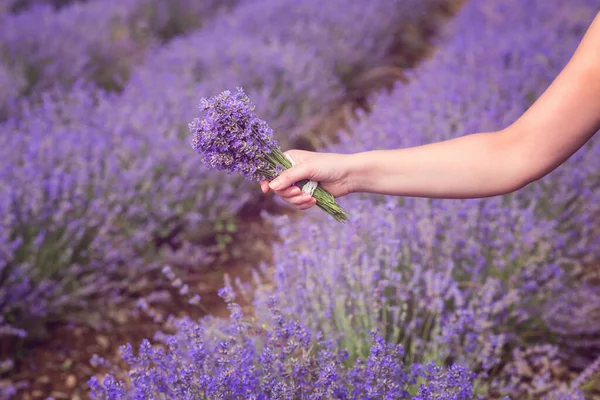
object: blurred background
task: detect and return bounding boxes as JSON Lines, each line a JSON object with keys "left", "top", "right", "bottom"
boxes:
{"left": 0, "top": 0, "right": 598, "bottom": 399}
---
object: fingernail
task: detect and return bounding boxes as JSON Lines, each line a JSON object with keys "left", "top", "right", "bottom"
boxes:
{"left": 269, "top": 180, "right": 281, "bottom": 190}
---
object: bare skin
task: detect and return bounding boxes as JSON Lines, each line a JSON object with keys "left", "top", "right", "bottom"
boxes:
{"left": 260, "top": 13, "right": 600, "bottom": 210}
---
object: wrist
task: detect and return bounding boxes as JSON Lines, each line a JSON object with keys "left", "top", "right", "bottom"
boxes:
{"left": 344, "top": 151, "right": 373, "bottom": 194}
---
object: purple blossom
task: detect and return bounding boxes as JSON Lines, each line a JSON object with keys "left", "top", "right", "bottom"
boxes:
{"left": 413, "top": 363, "right": 474, "bottom": 400}
{"left": 189, "top": 87, "right": 350, "bottom": 221}
{"left": 90, "top": 298, "right": 475, "bottom": 399}
{"left": 189, "top": 88, "right": 280, "bottom": 182}
{"left": 218, "top": 286, "right": 236, "bottom": 304}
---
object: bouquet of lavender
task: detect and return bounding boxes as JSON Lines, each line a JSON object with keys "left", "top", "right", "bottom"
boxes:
{"left": 189, "top": 88, "right": 349, "bottom": 222}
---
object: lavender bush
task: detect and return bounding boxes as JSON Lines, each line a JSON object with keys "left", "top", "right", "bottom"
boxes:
{"left": 228, "top": 0, "right": 446, "bottom": 83}
{"left": 119, "top": 0, "right": 452, "bottom": 146}
{"left": 0, "top": 86, "right": 159, "bottom": 341}
{"left": 0, "top": 0, "right": 236, "bottom": 100}
{"left": 253, "top": 195, "right": 569, "bottom": 396}
{"left": 90, "top": 295, "right": 475, "bottom": 399}
{"left": 0, "top": 83, "right": 245, "bottom": 367}
{"left": 120, "top": 26, "right": 344, "bottom": 143}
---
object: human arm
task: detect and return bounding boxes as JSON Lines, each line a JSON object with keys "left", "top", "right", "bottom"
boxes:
{"left": 262, "top": 12, "right": 600, "bottom": 204}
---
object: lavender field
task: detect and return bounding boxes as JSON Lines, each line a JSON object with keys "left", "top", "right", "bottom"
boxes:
{"left": 1, "top": 0, "right": 599, "bottom": 399}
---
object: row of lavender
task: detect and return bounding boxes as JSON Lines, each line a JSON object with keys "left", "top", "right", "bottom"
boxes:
{"left": 0, "top": 0, "right": 236, "bottom": 115}
{"left": 0, "top": 0, "right": 449, "bottom": 391}
{"left": 0, "top": 0, "right": 240, "bottom": 380}
{"left": 91, "top": 0, "right": 600, "bottom": 398}
{"left": 0, "top": 0, "right": 443, "bottom": 126}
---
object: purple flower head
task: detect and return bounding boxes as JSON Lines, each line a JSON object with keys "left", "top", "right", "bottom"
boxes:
{"left": 217, "top": 286, "right": 236, "bottom": 304}
{"left": 413, "top": 362, "right": 474, "bottom": 400}
{"left": 189, "top": 87, "right": 280, "bottom": 181}
{"left": 89, "top": 295, "right": 476, "bottom": 399}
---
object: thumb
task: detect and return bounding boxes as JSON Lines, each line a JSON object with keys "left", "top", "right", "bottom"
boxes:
{"left": 269, "top": 162, "right": 313, "bottom": 191}
{"left": 284, "top": 149, "right": 313, "bottom": 164}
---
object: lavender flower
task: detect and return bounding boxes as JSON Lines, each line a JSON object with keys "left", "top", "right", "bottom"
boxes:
{"left": 413, "top": 363, "right": 474, "bottom": 400}
{"left": 190, "top": 88, "right": 350, "bottom": 222}
{"left": 90, "top": 296, "right": 474, "bottom": 399}
{"left": 190, "top": 88, "right": 279, "bottom": 181}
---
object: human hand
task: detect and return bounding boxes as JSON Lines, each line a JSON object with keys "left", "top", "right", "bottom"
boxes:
{"left": 259, "top": 149, "right": 354, "bottom": 210}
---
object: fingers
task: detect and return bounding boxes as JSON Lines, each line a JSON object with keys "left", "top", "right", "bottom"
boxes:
{"left": 284, "top": 149, "right": 313, "bottom": 164}
{"left": 283, "top": 192, "right": 312, "bottom": 205}
{"left": 280, "top": 192, "right": 317, "bottom": 210}
{"left": 261, "top": 148, "right": 319, "bottom": 211}
{"left": 260, "top": 179, "right": 317, "bottom": 211}
{"left": 296, "top": 197, "right": 317, "bottom": 210}
{"left": 269, "top": 164, "right": 312, "bottom": 191}
{"left": 276, "top": 186, "right": 301, "bottom": 198}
